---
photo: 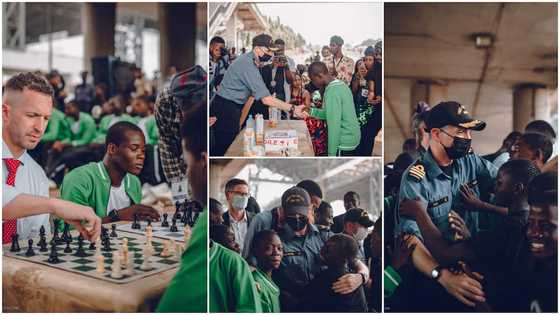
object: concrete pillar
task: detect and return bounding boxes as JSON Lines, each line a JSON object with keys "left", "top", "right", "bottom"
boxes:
{"left": 159, "top": 3, "right": 196, "bottom": 77}
{"left": 411, "top": 80, "right": 448, "bottom": 112}
{"left": 82, "top": 3, "right": 116, "bottom": 72}
{"left": 513, "top": 84, "right": 549, "bottom": 132}
{"left": 209, "top": 164, "right": 223, "bottom": 200}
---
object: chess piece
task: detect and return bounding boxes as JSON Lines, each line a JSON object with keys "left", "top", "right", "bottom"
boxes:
{"left": 62, "top": 222, "right": 72, "bottom": 243}
{"left": 139, "top": 245, "right": 153, "bottom": 271}
{"left": 170, "top": 218, "right": 178, "bottom": 232}
{"left": 160, "top": 240, "right": 171, "bottom": 257}
{"left": 96, "top": 253, "right": 105, "bottom": 274}
{"left": 39, "top": 225, "right": 46, "bottom": 237}
{"left": 123, "top": 251, "right": 135, "bottom": 276}
{"left": 102, "top": 236, "right": 112, "bottom": 252}
{"left": 161, "top": 213, "right": 169, "bottom": 227}
{"left": 121, "top": 238, "right": 129, "bottom": 265}
{"left": 10, "top": 234, "right": 21, "bottom": 252}
{"left": 101, "top": 227, "right": 109, "bottom": 239}
{"left": 52, "top": 219, "right": 62, "bottom": 244}
{"left": 131, "top": 213, "right": 141, "bottom": 230}
{"left": 88, "top": 240, "right": 96, "bottom": 251}
{"left": 147, "top": 219, "right": 152, "bottom": 227}
{"left": 25, "top": 239, "right": 36, "bottom": 257}
{"left": 39, "top": 237, "right": 48, "bottom": 252}
{"left": 110, "top": 224, "right": 118, "bottom": 238}
{"left": 64, "top": 239, "right": 73, "bottom": 253}
{"left": 48, "top": 243, "right": 60, "bottom": 263}
{"left": 174, "top": 243, "right": 183, "bottom": 261}
{"left": 110, "top": 251, "right": 123, "bottom": 279}
{"left": 75, "top": 235, "right": 86, "bottom": 257}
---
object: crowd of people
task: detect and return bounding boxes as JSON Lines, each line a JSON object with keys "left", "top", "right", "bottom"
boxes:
{"left": 2, "top": 65, "right": 209, "bottom": 312}
{"left": 209, "top": 33, "right": 382, "bottom": 156}
{"left": 208, "top": 179, "right": 382, "bottom": 312}
{"left": 383, "top": 101, "right": 558, "bottom": 312}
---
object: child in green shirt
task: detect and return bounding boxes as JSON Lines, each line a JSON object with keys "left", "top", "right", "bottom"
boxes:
{"left": 60, "top": 121, "right": 160, "bottom": 226}
{"left": 306, "top": 61, "right": 361, "bottom": 156}
{"left": 251, "top": 229, "right": 283, "bottom": 313}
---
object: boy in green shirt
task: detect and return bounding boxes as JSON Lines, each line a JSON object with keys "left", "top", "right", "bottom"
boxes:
{"left": 60, "top": 121, "right": 160, "bottom": 225}
{"left": 93, "top": 96, "right": 136, "bottom": 144}
{"left": 251, "top": 229, "right": 283, "bottom": 313}
{"left": 29, "top": 107, "right": 69, "bottom": 167}
{"left": 157, "top": 102, "right": 208, "bottom": 312}
{"left": 306, "top": 61, "right": 361, "bottom": 156}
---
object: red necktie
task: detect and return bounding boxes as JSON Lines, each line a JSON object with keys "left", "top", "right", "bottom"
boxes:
{"left": 3, "top": 158, "right": 21, "bottom": 244}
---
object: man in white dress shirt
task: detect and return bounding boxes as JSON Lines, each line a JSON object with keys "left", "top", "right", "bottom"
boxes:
{"left": 2, "top": 72, "right": 101, "bottom": 243}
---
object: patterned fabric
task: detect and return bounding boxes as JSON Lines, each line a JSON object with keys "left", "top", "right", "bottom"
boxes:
{"left": 3, "top": 158, "right": 20, "bottom": 243}
{"left": 305, "top": 92, "right": 328, "bottom": 156}
{"left": 155, "top": 65, "right": 207, "bottom": 182}
{"left": 323, "top": 55, "right": 355, "bottom": 85}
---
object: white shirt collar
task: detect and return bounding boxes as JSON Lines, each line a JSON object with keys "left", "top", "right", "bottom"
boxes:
{"left": 229, "top": 210, "right": 248, "bottom": 223}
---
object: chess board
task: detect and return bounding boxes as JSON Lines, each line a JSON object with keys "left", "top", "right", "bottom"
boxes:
{"left": 2, "top": 230, "right": 181, "bottom": 284}
{"left": 116, "top": 219, "right": 189, "bottom": 243}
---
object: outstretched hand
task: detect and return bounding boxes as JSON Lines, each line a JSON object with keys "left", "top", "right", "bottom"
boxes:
{"left": 448, "top": 210, "right": 471, "bottom": 241}
{"left": 293, "top": 104, "right": 309, "bottom": 119}
{"left": 459, "top": 184, "right": 483, "bottom": 210}
{"left": 390, "top": 233, "right": 416, "bottom": 270}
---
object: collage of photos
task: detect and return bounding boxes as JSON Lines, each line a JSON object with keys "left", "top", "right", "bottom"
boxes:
{"left": 1, "top": 1, "right": 558, "bottom": 314}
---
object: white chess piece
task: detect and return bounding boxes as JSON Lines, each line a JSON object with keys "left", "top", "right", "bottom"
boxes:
{"left": 121, "top": 238, "right": 129, "bottom": 266}
{"left": 174, "top": 243, "right": 183, "bottom": 261}
{"left": 123, "top": 251, "right": 135, "bottom": 276}
{"left": 161, "top": 240, "right": 171, "bottom": 257}
{"left": 110, "top": 251, "right": 123, "bottom": 279}
{"left": 96, "top": 253, "right": 105, "bottom": 274}
{"left": 140, "top": 245, "right": 153, "bottom": 271}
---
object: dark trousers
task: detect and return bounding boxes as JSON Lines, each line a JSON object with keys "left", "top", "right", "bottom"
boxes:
{"left": 209, "top": 94, "right": 243, "bottom": 156}
{"left": 28, "top": 141, "right": 53, "bottom": 168}
{"left": 47, "top": 145, "right": 101, "bottom": 185}
{"left": 139, "top": 144, "right": 165, "bottom": 185}
{"left": 356, "top": 107, "right": 382, "bottom": 156}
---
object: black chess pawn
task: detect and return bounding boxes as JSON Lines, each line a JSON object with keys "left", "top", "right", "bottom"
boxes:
{"left": 62, "top": 222, "right": 73, "bottom": 243}
{"left": 102, "top": 236, "right": 112, "bottom": 252}
{"left": 161, "top": 213, "right": 169, "bottom": 227}
{"left": 170, "top": 218, "right": 178, "bottom": 232}
{"left": 101, "top": 227, "right": 109, "bottom": 239}
{"left": 25, "top": 239, "right": 35, "bottom": 257}
{"left": 39, "top": 225, "right": 46, "bottom": 237}
{"left": 63, "top": 239, "right": 72, "bottom": 253}
{"left": 52, "top": 226, "right": 61, "bottom": 245}
{"left": 110, "top": 224, "right": 118, "bottom": 238}
{"left": 75, "top": 235, "right": 86, "bottom": 257}
{"left": 47, "top": 243, "right": 60, "bottom": 263}
{"left": 10, "top": 234, "right": 21, "bottom": 252}
{"left": 131, "top": 214, "right": 141, "bottom": 230}
{"left": 38, "top": 234, "right": 47, "bottom": 249}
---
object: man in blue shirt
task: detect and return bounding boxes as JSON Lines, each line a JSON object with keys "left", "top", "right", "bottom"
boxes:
{"left": 210, "top": 34, "right": 306, "bottom": 156}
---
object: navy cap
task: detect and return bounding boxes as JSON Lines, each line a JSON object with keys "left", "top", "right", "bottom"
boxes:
{"left": 281, "top": 187, "right": 311, "bottom": 216}
{"left": 344, "top": 208, "right": 375, "bottom": 227}
{"left": 426, "top": 101, "right": 486, "bottom": 131}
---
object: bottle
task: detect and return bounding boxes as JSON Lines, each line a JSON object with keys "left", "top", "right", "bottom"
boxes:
{"left": 244, "top": 115, "right": 255, "bottom": 153}
{"left": 256, "top": 114, "right": 264, "bottom": 145}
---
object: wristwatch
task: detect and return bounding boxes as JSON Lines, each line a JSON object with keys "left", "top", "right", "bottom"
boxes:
{"left": 108, "top": 209, "right": 120, "bottom": 222}
{"left": 431, "top": 266, "right": 442, "bottom": 280}
{"left": 360, "top": 272, "right": 367, "bottom": 285}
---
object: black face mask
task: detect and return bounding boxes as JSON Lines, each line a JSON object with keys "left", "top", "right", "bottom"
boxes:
{"left": 440, "top": 130, "right": 472, "bottom": 159}
{"left": 286, "top": 216, "right": 308, "bottom": 232}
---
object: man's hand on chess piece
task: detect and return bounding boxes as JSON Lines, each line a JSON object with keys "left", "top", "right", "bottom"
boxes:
{"left": 293, "top": 104, "right": 308, "bottom": 119}
{"left": 119, "top": 204, "right": 161, "bottom": 222}
{"left": 52, "top": 200, "right": 101, "bottom": 242}
{"left": 399, "top": 197, "right": 427, "bottom": 220}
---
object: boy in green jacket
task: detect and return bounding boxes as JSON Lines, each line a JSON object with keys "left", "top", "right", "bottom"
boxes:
{"left": 93, "top": 96, "right": 136, "bottom": 144}
{"left": 251, "top": 229, "right": 283, "bottom": 313}
{"left": 29, "top": 107, "right": 70, "bottom": 167}
{"left": 60, "top": 121, "right": 160, "bottom": 226}
{"left": 306, "top": 61, "right": 361, "bottom": 156}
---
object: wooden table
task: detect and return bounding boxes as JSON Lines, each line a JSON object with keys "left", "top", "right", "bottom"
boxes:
{"left": 224, "top": 119, "right": 315, "bottom": 157}
{"left": 2, "top": 222, "right": 178, "bottom": 312}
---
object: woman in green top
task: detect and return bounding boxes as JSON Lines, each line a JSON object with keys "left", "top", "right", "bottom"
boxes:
{"left": 251, "top": 229, "right": 283, "bottom": 313}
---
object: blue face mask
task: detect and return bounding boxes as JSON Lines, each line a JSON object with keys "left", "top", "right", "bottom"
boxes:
{"left": 231, "top": 194, "right": 248, "bottom": 210}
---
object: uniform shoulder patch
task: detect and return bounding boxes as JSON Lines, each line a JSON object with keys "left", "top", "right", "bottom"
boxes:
{"left": 408, "top": 162, "right": 426, "bottom": 182}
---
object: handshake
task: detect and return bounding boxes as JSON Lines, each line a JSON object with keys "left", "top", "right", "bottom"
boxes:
{"left": 292, "top": 104, "right": 309, "bottom": 119}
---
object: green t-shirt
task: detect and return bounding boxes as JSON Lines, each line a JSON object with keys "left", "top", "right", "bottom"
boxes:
{"left": 252, "top": 267, "right": 281, "bottom": 313}
{"left": 310, "top": 79, "right": 360, "bottom": 156}
{"left": 209, "top": 242, "right": 262, "bottom": 313}
{"left": 157, "top": 208, "right": 208, "bottom": 312}
{"left": 42, "top": 108, "right": 70, "bottom": 142}
{"left": 62, "top": 112, "right": 97, "bottom": 146}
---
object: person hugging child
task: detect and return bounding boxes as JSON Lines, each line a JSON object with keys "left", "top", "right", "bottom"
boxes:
{"left": 251, "top": 229, "right": 284, "bottom": 313}
{"left": 303, "top": 233, "right": 368, "bottom": 312}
